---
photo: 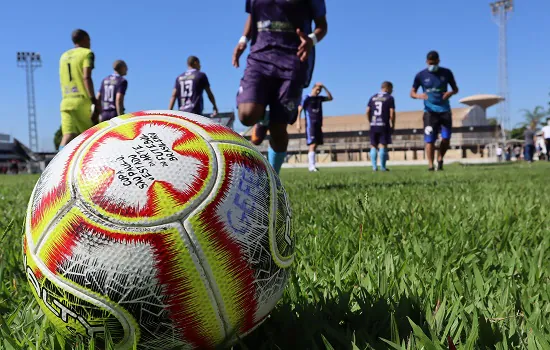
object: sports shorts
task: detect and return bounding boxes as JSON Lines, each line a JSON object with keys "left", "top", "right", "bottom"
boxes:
{"left": 370, "top": 127, "right": 392, "bottom": 146}
{"left": 423, "top": 111, "right": 452, "bottom": 143}
{"left": 60, "top": 98, "right": 93, "bottom": 135}
{"left": 306, "top": 122, "right": 323, "bottom": 145}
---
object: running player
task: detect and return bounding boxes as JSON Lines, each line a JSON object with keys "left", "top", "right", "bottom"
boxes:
{"left": 59, "top": 29, "right": 100, "bottom": 149}
{"left": 169, "top": 56, "right": 218, "bottom": 117}
{"left": 232, "top": 0, "right": 328, "bottom": 174}
{"left": 366, "top": 81, "right": 395, "bottom": 172}
{"left": 297, "top": 82, "right": 333, "bottom": 172}
{"left": 97, "top": 60, "right": 128, "bottom": 122}
{"left": 411, "top": 50, "right": 459, "bottom": 171}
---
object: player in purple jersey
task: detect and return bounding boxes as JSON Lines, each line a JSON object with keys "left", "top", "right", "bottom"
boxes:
{"left": 97, "top": 60, "right": 128, "bottom": 122}
{"left": 169, "top": 56, "right": 218, "bottom": 117}
{"left": 232, "top": 0, "right": 328, "bottom": 174}
{"left": 411, "top": 51, "right": 459, "bottom": 171}
{"left": 366, "top": 82, "right": 396, "bottom": 172}
{"left": 297, "top": 82, "right": 333, "bottom": 172}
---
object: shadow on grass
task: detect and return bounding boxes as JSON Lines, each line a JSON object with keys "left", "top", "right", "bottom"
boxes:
{"left": 235, "top": 288, "right": 427, "bottom": 350}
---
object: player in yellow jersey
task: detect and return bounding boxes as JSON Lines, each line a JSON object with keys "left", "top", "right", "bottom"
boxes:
{"left": 59, "top": 29, "right": 100, "bottom": 149}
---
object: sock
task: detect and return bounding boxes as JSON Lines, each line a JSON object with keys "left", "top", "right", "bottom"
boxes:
{"left": 379, "top": 148, "right": 388, "bottom": 170}
{"left": 58, "top": 145, "right": 64, "bottom": 151}
{"left": 370, "top": 148, "right": 378, "bottom": 170}
{"left": 268, "top": 147, "right": 286, "bottom": 175}
{"left": 308, "top": 151, "right": 316, "bottom": 169}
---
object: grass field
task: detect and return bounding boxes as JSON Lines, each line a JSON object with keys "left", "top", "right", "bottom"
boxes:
{"left": 1, "top": 163, "right": 549, "bottom": 349}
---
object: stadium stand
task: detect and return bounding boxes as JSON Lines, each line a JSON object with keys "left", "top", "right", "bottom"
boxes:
{"left": 243, "top": 94, "right": 504, "bottom": 164}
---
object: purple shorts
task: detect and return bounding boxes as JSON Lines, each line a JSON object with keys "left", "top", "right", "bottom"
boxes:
{"left": 370, "top": 128, "right": 392, "bottom": 146}
{"left": 236, "top": 65, "right": 302, "bottom": 125}
{"left": 100, "top": 111, "right": 117, "bottom": 122}
{"left": 306, "top": 122, "right": 323, "bottom": 145}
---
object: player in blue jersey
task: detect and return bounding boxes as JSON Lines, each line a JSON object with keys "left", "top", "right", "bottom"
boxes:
{"left": 297, "top": 82, "right": 333, "bottom": 172}
{"left": 97, "top": 60, "right": 128, "bottom": 122}
{"left": 232, "top": 0, "right": 328, "bottom": 175}
{"left": 411, "top": 51, "right": 459, "bottom": 171}
{"left": 169, "top": 56, "right": 218, "bottom": 117}
{"left": 366, "top": 82, "right": 395, "bottom": 172}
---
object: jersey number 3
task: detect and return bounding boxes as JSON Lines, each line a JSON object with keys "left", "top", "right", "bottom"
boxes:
{"left": 372, "top": 101, "right": 383, "bottom": 123}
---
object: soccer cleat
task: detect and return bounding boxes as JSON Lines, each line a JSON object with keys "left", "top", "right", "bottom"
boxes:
{"left": 372, "top": 167, "right": 378, "bottom": 172}
{"left": 428, "top": 167, "right": 435, "bottom": 172}
{"left": 309, "top": 167, "right": 319, "bottom": 172}
{"left": 250, "top": 123, "right": 268, "bottom": 145}
{"left": 380, "top": 168, "right": 390, "bottom": 172}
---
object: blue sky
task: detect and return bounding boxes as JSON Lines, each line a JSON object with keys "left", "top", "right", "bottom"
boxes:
{"left": 1, "top": 0, "right": 548, "bottom": 152}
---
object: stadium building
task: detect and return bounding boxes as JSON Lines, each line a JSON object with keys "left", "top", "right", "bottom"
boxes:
{"left": 243, "top": 94, "right": 503, "bottom": 164}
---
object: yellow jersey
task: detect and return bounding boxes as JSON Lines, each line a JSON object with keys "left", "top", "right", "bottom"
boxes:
{"left": 59, "top": 47, "right": 95, "bottom": 100}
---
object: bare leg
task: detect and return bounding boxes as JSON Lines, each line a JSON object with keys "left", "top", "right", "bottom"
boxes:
{"left": 426, "top": 142, "right": 435, "bottom": 169}
{"left": 438, "top": 138, "right": 450, "bottom": 162}
{"left": 60, "top": 133, "right": 77, "bottom": 148}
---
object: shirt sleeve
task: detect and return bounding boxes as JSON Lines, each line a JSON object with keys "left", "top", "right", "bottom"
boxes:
{"left": 203, "top": 74, "right": 210, "bottom": 89}
{"left": 447, "top": 69, "right": 458, "bottom": 91}
{"left": 300, "top": 95, "right": 308, "bottom": 107}
{"left": 83, "top": 51, "right": 95, "bottom": 69}
{"left": 174, "top": 78, "right": 179, "bottom": 93}
{"left": 310, "top": 0, "right": 327, "bottom": 18}
{"left": 389, "top": 96, "right": 395, "bottom": 109}
{"left": 118, "top": 80, "right": 128, "bottom": 95}
{"left": 412, "top": 72, "right": 421, "bottom": 90}
{"left": 321, "top": 96, "right": 330, "bottom": 102}
{"left": 245, "top": 0, "right": 251, "bottom": 13}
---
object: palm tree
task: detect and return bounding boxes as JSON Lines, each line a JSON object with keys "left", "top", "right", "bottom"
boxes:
{"left": 519, "top": 106, "right": 547, "bottom": 128}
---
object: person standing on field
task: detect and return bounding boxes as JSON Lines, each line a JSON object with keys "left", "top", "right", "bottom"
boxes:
{"left": 366, "top": 81, "right": 396, "bottom": 172}
{"left": 542, "top": 118, "right": 550, "bottom": 161}
{"left": 523, "top": 123, "right": 536, "bottom": 163}
{"left": 410, "top": 50, "right": 459, "bottom": 171}
{"left": 59, "top": 29, "right": 100, "bottom": 149}
{"left": 297, "top": 82, "right": 333, "bottom": 172}
{"left": 97, "top": 60, "right": 128, "bottom": 122}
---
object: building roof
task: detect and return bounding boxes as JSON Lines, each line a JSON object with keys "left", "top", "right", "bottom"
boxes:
{"left": 459, "top": 94, "right": 504, "bottom": 110}
{"left": 0, "top": 139, "right": 37, "bottom": 161}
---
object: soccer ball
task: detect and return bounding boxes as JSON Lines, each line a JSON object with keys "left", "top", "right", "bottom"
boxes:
{"left": 23, "top": 110, "right": 294, "bottom": 349}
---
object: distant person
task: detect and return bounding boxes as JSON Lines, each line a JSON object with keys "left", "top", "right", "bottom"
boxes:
{"left": 505, "top": 146, "right": 512, "bottom": 161}
{"left": 514, "top": 145, "right": 521, "bottom": 161}
{"left": 542, "top": 118, "right": 550, "bottom": 161}
{"left": 59, "top": 29, "right": 100, "bottom": 149}
{"left": 524, "top": 123, "right": 536, "bottom": 163}
{"left": 410, "top": 50, "right": 459, "bottom": 171}
{"left": 97, "top": 60, "right": 128, "bottom": 122}
{"left": 297, "top": 82, "right": 333, "bottom": 172}
{"left": 169, "top": 56, "right": 219, "bottom": 117}
{"left": 366, "top": 81, "right": 396, "bottom": 172}
{"left": 496, "top": 145, "right": 503, "bottom": 162}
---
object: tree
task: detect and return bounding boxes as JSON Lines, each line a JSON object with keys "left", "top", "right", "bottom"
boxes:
{"left": 54, "top": 127, "right": 62, "bottom": 150}
{"left": 520, "top": 106, "right": 547, "bottom": 128}
{"left": 487, "top": 118, "right": 498, "bottom": 126}
{"left": 510, "top": 126, "right": 526, "bottom": 140}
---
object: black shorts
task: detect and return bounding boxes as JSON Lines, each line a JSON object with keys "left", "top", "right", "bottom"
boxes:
{"left": 423, "top": 111, "right": 452, "bottom": 143}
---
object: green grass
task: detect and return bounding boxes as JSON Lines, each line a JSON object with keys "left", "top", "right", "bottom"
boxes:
{"left": 1, "top": 163, "right": 550, "bottom": 349}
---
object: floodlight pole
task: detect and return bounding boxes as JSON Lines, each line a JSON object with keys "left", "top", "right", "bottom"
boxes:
{"left": 17, "top": 52, "right": 42, "bottom": 152}
{"left": 490, "top": 0, "right": 513, "bottom": 141}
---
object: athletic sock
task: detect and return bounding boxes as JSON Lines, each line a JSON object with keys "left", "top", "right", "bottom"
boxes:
{"left": 370, "top": 148, "right": 378, "bottom": 170}
{"left": 308, "top": 151, "right": 316, "bottom": 169}
{"left": 268, "top": 147, "right": 286, "bottom": 175}
{"left": 379, "top": 148, "right": 388, "bottom": 170}
{"left": 58, "top": 145, "right": 64, "bottom": 151}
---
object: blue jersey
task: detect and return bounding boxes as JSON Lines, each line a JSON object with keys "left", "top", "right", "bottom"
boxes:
{"left": 301, "top": 94, "right": 329, "bottom": 125}
{"left": 367, "top": 92, "right": 395, "bottom": 129}
{"left": 413, "top": 67, "right": 457, "bottom": 113}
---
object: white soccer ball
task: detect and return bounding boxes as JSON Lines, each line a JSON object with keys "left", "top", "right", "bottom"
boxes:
{"left": 23, "top": 110, "right": 294, "bottom": 349}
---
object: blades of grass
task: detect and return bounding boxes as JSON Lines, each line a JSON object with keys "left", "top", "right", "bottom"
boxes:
{"left": 407, "top": 317, "right": 441, "bottom": 350}
{"left": 380, "top": 338, "right": 405, "bottom": 350}
{"left": 321, "top": 334, "right": 335, "bottom": 350}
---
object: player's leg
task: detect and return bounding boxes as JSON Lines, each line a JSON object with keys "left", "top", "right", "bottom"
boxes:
{"left": 437, "top": 112, "right": 452, "bottom": 170}
{"left": 267, "top": 78, "right": 302, "bottom": 174}
{"left": 423, "top": 112, "right": 437, "bottom": 170}
{"left": 378, "top": 131, "right": 391, "bottom": 171}
{"left": 237, "top": 67, "right": 268, "bottom": 144}
{"left": 308, "top": 143, "right": 318, "bottom": 172}
{"left": 369, "top": 129, "right": 379, "bottom": 171}
{"left": 60, "top": 109, "right": 78, "bottom": 149}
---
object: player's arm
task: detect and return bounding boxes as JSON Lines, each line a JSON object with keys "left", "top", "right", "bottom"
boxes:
{"left": 443, "top": 70, "right": 459, "bottom": 100}
{"left": 365, "top": 104, "right": 371, "bottom": 129}
{"left": 297, "top": 0, "right": 328, "bottom": 62}
{"left": 205, "top": 86, "right": 219, "bottom": 116}
{"left": 116, "top": 80, "right": 128, "bottom": 116}
{"left": 296, "top": 105, "right": 303, "bottom": 131}
{"left": 232, "top": 14, "right": 252, "bottom": 68}
{"left": 390, "top": 97, "right": 396, "bottom": 130}
{"left": 169, "top": 78, "right": 178, "bottom": 110}
{"left": 322, "top": 85, "right": 333, "bottom": 101}
{"left": 410, "top": 73, "right": 428, "bottom": 100}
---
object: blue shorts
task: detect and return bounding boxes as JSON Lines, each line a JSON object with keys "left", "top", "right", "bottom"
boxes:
{"left": 370, "top": 128, "right": 392, "bottom": 146}
{"left": 306, "top": 122, "right": 323, "bottom": 145}
{"left": 423, "top": 111, "right": 452, "bottom": 143}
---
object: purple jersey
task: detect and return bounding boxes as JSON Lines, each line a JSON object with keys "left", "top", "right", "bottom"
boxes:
{"left": 301, "top": 94, "right": 329, "bottom": 125}
{"left": 245, "top": 0, "right": 326, "bottom": 87}
{"left": 99, "top": 74, "right": 128, "bottom": 113}
{"left": 368, "top": 92, "right": 395, "bottom": 129}
{"left": 175, "top": 69, "right": 210, "bottom": 115}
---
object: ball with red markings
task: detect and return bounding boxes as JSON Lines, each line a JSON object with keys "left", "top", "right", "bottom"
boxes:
{"left": 23, "top": 110, "right": 294, "bottom": 349}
